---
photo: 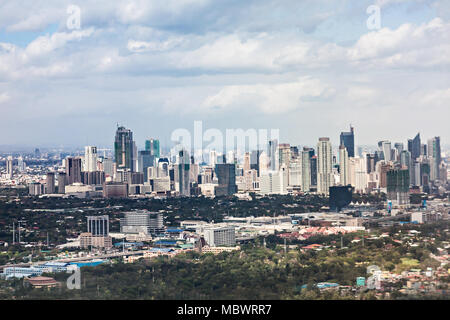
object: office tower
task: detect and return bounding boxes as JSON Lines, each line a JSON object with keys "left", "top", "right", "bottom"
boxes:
{"left": 400, "top": 150, "right": 412, "bottom": 185}
{"left": 379, "top": 141, "right": 392, "bottom": 162}
{"left": 226, "top": 150, "right": 236, "bottom": 164}
{"left": 408, "top": 133, "right": 421, "bottom": 160}
{"left": 34, "top": 148, "right": 41, "bottom": 159}
{"left": 178, "top": 150, "right": 191, "bottom": 196}
{"left": 120, "top": 210, "right": 164, "bottom": 235}
{"left": 81, "top": 171, "right": 105, "bottom": 185}
{"left": 288, "top": 157, "right": 302, "bottom": 187}
{"left": 145, "top": 138, "right": 160, "bottom": 158}
{"left": 138, "top": 150, "right": 155, "bottom": 182}
{"left": 29, "top": 182, "right": 44, "bottom": 195}
{"left": 339, "top": 146, "right": 349, "bottom": 186}
{"left": 260, "top": 168, "right": 288, "bottom": 195}
{"left": 387, "top": 169, "right": 410, "bottom": 206}
{"left": 102, "top": 157, "right": 114, "bottom": 177}
{"left": 366, "top": 153, "right": 377, "bottom": 173}
{"left": 103, "top": 182, "right": 128, "bottom": 198}
{"left": 114, "top": 126, "right": 135, "bottom": 171}
{"left": 250, "top": 150, "right": 261, "bottom": 176}
{"left": 268, "top": 139, "right": 278, "bottom": 170}
{"left": 17, "top": 156, "right": 25, "bottom": 172}
{"left": 65, "top": 157, "right": 82, "bottom": 185}
{"left": 427, "top": 137, "right": 441, "bottom": 181}
{"left": 258, "top": 151, "right": 270, "bottom": 175}
{"left": 204, "top": 226, "right": 235, "bottom": 247}
{"left": 301, "top": 149, "right": 311, "bottom": 192}
{"left": 57, "top": 172, "right": 66, "bottom": 193}
{"left": 317, "top": 138, "right": 333, "bottom": 195}
{"left": 157, "top": 158, "right": 169, "bottom": 177}
{"left": 394, "top": 143, "right": 404, "bottom": 161}
{"left": 243, "top": 152, "right": 251, "bottom": 171}
{"left": 6, "top": 156, "right": 13, "bottom": 179}
{"left": 278, "top": 144, "right": 291, "bottom": 170}
{"left": 290, "top": 146, "right": 299, "bottom": 158}
{"left": 215, "top": 163, "right": 238, "bottom": 196}
{"left": 87, "top": 215, "right": 109, "bottom": 236}
{"left": 340, "top": 125, "right": 355, "bottom": 157}
{"left": 421, "top": 144, "right": 427, "bottom": 157}
{"left": 310, "top": 156, "right": 317, "bottom": 187}
{"left": 46, "top": 172, "right": 55, "bottom": 194}
{"left": 84, "top": 146, "right": 98, "bottom": 172}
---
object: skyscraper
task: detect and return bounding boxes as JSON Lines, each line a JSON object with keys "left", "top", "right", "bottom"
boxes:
{"left": 339, "top": 146, "right": 349, "bottom": 186}
{"left": 87, "top": 215, "right": 109, "bottom": 236}
{"left": 145, "top": 138, "right": 160, "bottom": 158}
{"left": 215, "top": 163, "right": 238, "bottom": 196}
{"left": 58, "top": 172, "right": 66, "bottom": 194}
{"left": 114, "top": 126, "right": 135, "bottom": 172}
{"left": 340, "top": 126, "right": 355, "bottom": 158}
{"left": 65, "top": 157, "right": 82, "bottom": 185}
{"left": 427, "top": 137, "right": 441, "bottom": 181}
{"left": 46, "top": 172, "right": 55, "bottom": 194}
{"left": 178, "top": 149, "right": 191, "bottom": 196}
{"left": 268, "top": 139, "right": 278, "bottom": 171}
{"left": 301, "top": 149, "right": 311, "bottom": 192}
{"left": 408, "top": 133, "right": 421, "bottom": 161}
{"left": 317, "top": 138, "right": 333, "bottom": 195}
{"left": 278, "top": 143, "right": 291, "bottom": 170}
{"left": 84, "top": 146, "right": 98, "bottom": 172}
{"left": 6, "top": 156, "right": 13, "bottom": 179}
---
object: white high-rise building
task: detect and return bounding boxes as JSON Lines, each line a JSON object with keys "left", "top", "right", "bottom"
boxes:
{"left": 258, "top": 151, "right": 270, "bottom": 175}
{"left": 260, "top": 168, "right": 288, "bottom": 195}
{"left": 84, "top": 146, "right": 98, "bottom": 172}
{"left": 301, "top": 150, "right": 311, "bottom": 192}
{"left": 288, "top": 157, "right": 302, "bottom": 187}
{"left": 209, "top": 150, "right": 217, "bottom": 167}
{"left": 339, "top": 146, "right": 349, "bottom": 186}
{"left": 317, "top": 138, "right": 333, "bottom": 195}
{"left": 6, "top": 156, "right": 13, "bottom": 179}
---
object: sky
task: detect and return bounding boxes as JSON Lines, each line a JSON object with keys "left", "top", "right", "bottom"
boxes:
{"left": 0, "top": 0, "right": 449, "bottom": 150}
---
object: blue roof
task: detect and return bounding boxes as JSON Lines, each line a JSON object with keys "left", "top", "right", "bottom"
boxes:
{"left": 154, "top": 240, "right": 177, "bottom": 245}
{"left": 70, "top": 261, "right": 104, "bottom": 268}
{"left": 166, "top": 229, "right": 184, "bottom": 233}
{"left": 150, "top": 248, "right": 174, "bottom": 253}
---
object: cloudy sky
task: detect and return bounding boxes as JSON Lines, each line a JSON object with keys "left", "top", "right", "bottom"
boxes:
{"left": 0, "top": 0, "right": 449, "bottom": 150}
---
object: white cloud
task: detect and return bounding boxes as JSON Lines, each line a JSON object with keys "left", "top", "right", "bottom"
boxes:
{"left": 202, "top": 77, "right": 335, "bottom": 114}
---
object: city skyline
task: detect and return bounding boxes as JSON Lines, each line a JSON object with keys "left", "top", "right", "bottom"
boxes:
{"left": 1, "top": 1, "right": 449, "bottom": 147}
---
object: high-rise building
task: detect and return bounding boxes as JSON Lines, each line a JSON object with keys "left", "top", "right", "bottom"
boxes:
{"left": 178, "top": 150, "right": 191, "bottom": 196}
{"left": 250, "top": 150, "right": 261, "bottom": 176}
{"left": 46, "top": 172, "right": 55, "bottom": 194}
{"left": 65, "top": 157, "right": 82, "bottom": 185}
{"left": 317, "top": 138, "right": 333, "bottom": 195}
{"left": 394, "top": 143, "right": 404, "bottom": 161}
{"left": 215, "top": 163, "right": 238, "bottom": 196}
{"left": 310, "top": 155, "right": 317, "bottom": 187}
{"left": 84, "top": 146, "right": 98, "bottom": 172}
{"left": 87, "top": 215, "right": 109, "bottom": 236}
{"left": 340, "top": 126, "right": 355, "bottom": 157}
{"left": 301, "top": 149, "right": 311, "bottom": 192}
{"left": 145, "top": 138, "right": 160, "bottom": 158}
{"left": 204, "top": 226, "right": 235, "bottom": 247}
{"left": 408, "top": 133, "right": 421, "bottom": 161}
{"left": 288, "top": 157, "right": 302, "bottom": 187}
{"left": 120, "top": 211, "right": 164, "bottom": 235}
{"left": 260, "top": 168, "right": 288, "bottom": 195}
{"left": 243, "top": 152, "right": 251, "bottom": 171}
{"left": 339, "top": 146, "right": 349, "bottom": 186}
{"left": 114, "top": 126, "right": 135, "bottom": 172}
{"left": 427, "top": 137, "right": 441, "bottom": 181}
{"left": 387, "top": 169, "right": 410, "bottom": 206}
{"left": 57, "top": 172, "right": 66, "bottom": 194}
{"left": 379, "top": 141, "right": 392, "bottom": 162}
{"left": 6, "top": 156, "right": 13, "bottom": 179}
{"left": 268, "top": 139, "right": 278, "bottom": 171}
{"left": 138, "top": 150, "right": 155, "bottom": 182}
{"left": 278, "top": 144, "right": 291, "bottom": 170}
